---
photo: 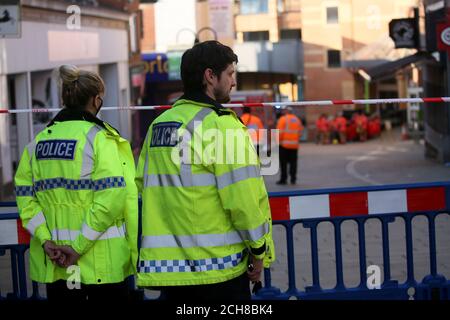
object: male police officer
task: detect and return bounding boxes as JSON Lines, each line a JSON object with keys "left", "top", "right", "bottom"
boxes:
{"left": 136, "top": 41, "right": 275, "bottom": 301}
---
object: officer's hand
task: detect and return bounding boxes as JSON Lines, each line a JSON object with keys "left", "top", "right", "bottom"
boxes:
{"left": 42, "top": 240, "right": 63, "bottom": 262}
{"left": 56, "top": 245, "right": 81, "bottom": 268}
{"left": 247, "top": 255, "right": 263, "bottom": 282}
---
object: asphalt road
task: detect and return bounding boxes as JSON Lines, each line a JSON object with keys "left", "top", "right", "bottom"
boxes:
{"left": 1, "top": 128, "right": 450, "bottom": 298}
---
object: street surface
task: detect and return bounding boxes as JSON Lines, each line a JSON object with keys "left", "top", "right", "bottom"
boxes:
{"left": 265, "top": 128, "right": 450, "bottom": 293}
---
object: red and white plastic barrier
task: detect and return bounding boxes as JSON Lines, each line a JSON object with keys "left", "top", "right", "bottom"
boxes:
{"left": 1, "top": 186, "right": 447, "bottom": 244}
{"left": 269, "top": 186, "right": 447, "bottom": 221}
{"left": 0, "top": 207, "right": 30, "bottom": 246}
{"left": 1, "top": 97, "right": 450, "bottom": 114}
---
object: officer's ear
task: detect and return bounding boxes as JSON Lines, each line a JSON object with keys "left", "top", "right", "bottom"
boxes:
{"left": 203, "top": 68, "right": 216, "bottom": 86}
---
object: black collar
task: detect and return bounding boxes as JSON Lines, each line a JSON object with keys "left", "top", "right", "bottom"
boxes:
{"left": 47, "top": 108, "right": 106, "bottom": 129}
{"left": 178, "top": 91, "right": 232, "bottom": 116}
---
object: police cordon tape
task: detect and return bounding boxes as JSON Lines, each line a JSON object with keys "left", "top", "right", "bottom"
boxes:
{"left": 0, "top": 97, "right": 450, "bottom": 114}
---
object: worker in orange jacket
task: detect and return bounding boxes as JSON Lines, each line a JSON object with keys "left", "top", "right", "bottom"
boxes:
{"left": 355, "top": 110, "right": 368, "bottom": 142}
{"left": 334, "top": 112, "right": 347, "bottom": 144}
{"left": 276, "top": 106, "right": 303, "bottom": 185}
{"left": 316, "top": 114, "right": 330, "bottom": 145}
{"left": 241, "top": 107, "right": 264, "bottom": 155}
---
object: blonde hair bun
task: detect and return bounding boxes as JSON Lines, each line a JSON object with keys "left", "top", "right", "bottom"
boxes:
{"left": 59, "top": 64, "right": 80, "bottom": 84}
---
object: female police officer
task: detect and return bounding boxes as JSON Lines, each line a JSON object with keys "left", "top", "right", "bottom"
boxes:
{"left": 14, "top": 65, "right": 138, "bottom": 301}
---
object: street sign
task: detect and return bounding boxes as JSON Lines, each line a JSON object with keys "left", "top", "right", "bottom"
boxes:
{"left": 0, "top": 1, "right": 20, "bottom": 38}
{"left": 167, "top": 50, "right": 184, "bottom": 81}
{"left": 436, "top": 22, "right": 450, "bottom": 53}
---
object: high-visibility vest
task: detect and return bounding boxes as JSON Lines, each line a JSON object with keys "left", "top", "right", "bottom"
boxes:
{"left": 241, "top": 113, "right": 264, "bottom": 145}
{"left": 14, "top": 110, "right": 138, "bottom": 284}
{"left": 136, "top": 96, "right": 275, "bottom": 287}
{"left": 355, "top": 114, "right": 368, "bottom": 128}
{"left": 277, "top": 114, "right": 303, "bottom": 149}
{"left": 334, "top": 116, "right": 347, "bottom": 132}
{"left": 316, "top": 117, "right": 329, "bottom": 132}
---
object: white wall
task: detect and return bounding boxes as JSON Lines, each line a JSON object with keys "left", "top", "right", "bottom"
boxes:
{"left": 154, "top": 0, "right": 197, "bottom": 52}
{"left": 1, "top": 21, "right": 128, "bottom": 75}
{"left": 99, "top": 61, "right": 132, "bottom": 141}
{"left": 0, "top": 20, "right": 133, "bottom": 188}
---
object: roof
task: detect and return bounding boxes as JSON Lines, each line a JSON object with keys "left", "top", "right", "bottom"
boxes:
{"left": 365, "top": 51, "right": 436, "bottom": 80}
{"left": 343, "top": 35, "right": 416, "bottom": 70}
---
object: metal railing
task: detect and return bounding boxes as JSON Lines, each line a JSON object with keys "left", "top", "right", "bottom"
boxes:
{"left": 1, "top": 181, "right": 449, "bottom": 300}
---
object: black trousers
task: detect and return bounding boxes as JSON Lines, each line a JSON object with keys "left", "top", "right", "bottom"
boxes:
{"left": 279, "top": 146, "right": 298, "bottom": 183}
{"left": 160, "top": 272, "right": 251, "bottom": 302}
{"left": 46, "top": 279, "right": 130, "bottom": 302}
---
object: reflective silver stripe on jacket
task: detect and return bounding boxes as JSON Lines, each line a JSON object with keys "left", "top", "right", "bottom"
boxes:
{"left": 27, "top": 141, "right": 37, "bottom": 166}
{"left": 280, "top": 140, "right": 298, "bottom": 145}
{"left": 26, "top": 212, "right": 46, "bottom": 236}
{"left": 140, "top": 222, "right": 269, "bottom": 249}
{"left": 216, "top": 165, "right": 260, "bottom": 190}
{"left": 144, "top": 173, "right": 216, "bottom": 188}
{"left": 51, "top": 224, "right": 126, "bottom": 242}
{"left": 280, "top": 129, "right": 300, "bottom": 134}
{"left": 144, "top": 165, "right": 260, "bottom": 189}
{"left": 80, "top": 125, "right": 102, "bottom": 178}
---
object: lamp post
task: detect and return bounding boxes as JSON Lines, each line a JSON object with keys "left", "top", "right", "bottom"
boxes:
{"left": 175, "top": 28, "right": 198, "bottom": 45}
{"left": 195, "top": 27, "right": 218, "bottom": 43}
{"left": 176, "top": 27, "right": 218, "bottom": 45}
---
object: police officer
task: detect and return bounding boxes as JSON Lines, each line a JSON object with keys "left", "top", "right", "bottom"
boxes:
{"left": 14, "top": 65, "right": 138, "bottom": 301}
{"left": 136, "top": 41, "right": 275, "bottom": 301}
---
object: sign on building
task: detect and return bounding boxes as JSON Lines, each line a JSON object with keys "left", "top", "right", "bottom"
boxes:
{"left": 389, "top": 18, "right": 419, "bottom": 49}
{"left": 167, "top": 50, "right": 184, "bottom": 81}
{"left": 142, "top": 53, "right": 169, "bottom": 82}
{"left": 208, "top": 0, "right": 234, "bottom": 40}
{"left": 436, "top": 22, "right": 450, "bottom": 54}
{"left": 0, "top": 0, "right": 20, "bottom": 38}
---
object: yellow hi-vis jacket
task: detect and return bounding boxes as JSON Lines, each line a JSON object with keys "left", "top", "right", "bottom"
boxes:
{"left": 14, "top": 109, "right": 138, "bottom": 284}
{"left": 136, "top": 92, "right": 275, "bottom": 287}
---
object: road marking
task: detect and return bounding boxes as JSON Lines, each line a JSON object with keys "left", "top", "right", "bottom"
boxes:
{"left": 345, "top": 147, "right": 383, "bottom": 185}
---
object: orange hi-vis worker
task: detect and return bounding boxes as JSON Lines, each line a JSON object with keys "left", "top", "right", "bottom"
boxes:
{"left": 276, "top": 107, "right": 303, "bottom": 185}
{"left": 276, "top": 108, "right": 303, "bottom": 150}
{"left": 334, "top": 113, "right": 347, "bottom": 144}
{"left": 241, "top": 107, "right": 264, "bottom": 146}
{"left": 316, "top": 114, "right": 330, "bottom": 144}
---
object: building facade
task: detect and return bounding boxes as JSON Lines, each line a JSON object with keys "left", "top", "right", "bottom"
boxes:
{"left": 301, "top": 0, "right": 418, "bottom": 130}
{"left": 0, "top": 0, "right": 138, "bottom": 199}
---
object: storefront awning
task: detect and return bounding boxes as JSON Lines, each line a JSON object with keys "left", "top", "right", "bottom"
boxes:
{"left": 365, "top": 52, "right": 435, "bottom": 80}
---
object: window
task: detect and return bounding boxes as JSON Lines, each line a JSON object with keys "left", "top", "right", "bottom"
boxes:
{"left": 243, "top": 31, "right": 270, "bottom": 42}
{"left": 280, "top": 29, "right": 301, "bottom": 40}
{"left": 326, "top": 6, "right": 338, "bottom": 24}
{"left": 240, "top": 0, "right": 269, "bottom": 15}
{"left": 327, "top": 50, "right": 341, "bottom": 68}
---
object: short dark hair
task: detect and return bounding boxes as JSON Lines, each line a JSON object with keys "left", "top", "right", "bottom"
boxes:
{"left": 180, "top": 40, "right": 238, "bottom": 93}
